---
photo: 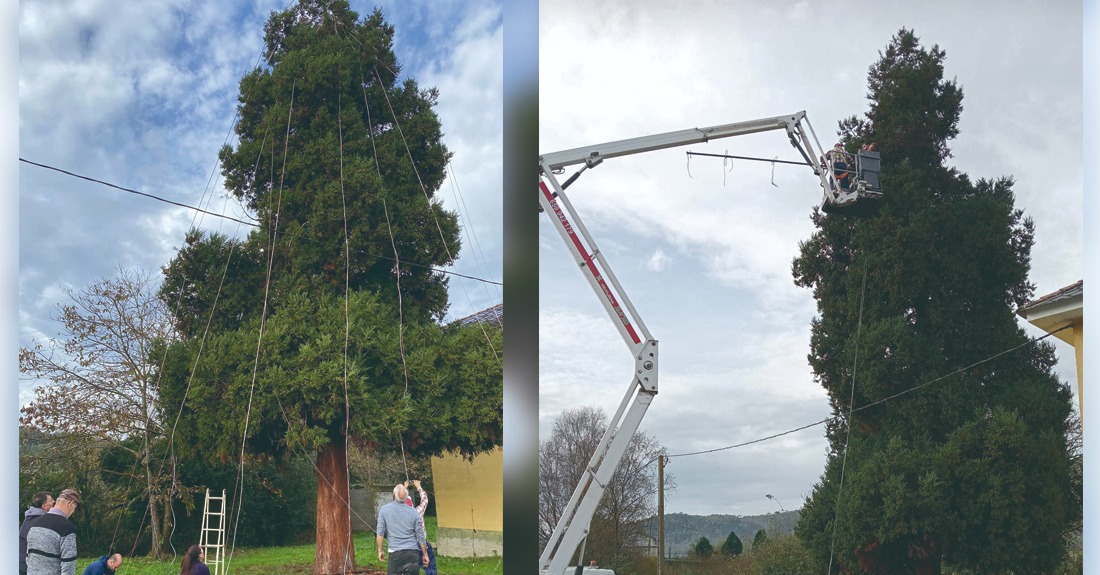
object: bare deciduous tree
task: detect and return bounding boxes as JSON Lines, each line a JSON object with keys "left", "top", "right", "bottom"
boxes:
{"left": 20, "top": 267, "right": 179, "bottom": 557}
{"left": 539, "top": 406, "right": 672, "bottom": 569}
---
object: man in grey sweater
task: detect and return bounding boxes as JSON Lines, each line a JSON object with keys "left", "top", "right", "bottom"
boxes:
{"left": 376, "top": 484, "right": 429, "bottom": 575}
{"left": 26, "top": 488, "right": 80, "bottom": 575}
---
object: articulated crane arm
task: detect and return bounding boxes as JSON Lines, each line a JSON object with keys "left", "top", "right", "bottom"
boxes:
{"left": 538, "top": 111, "right": 854, "bottom": 575}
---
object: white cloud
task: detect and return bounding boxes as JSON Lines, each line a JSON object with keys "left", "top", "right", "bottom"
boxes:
{"left": 538, "top": 307, "right": 635, "bottom": 436}
{"left": 646, "top": 248, "right": 670, "bottom": 272}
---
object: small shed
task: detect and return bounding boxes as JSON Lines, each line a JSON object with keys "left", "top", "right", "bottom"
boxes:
{"left": 350, "top": 485, "right": 396, "bottom": 532}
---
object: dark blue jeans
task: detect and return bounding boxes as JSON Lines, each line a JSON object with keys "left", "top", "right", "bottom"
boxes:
{"left": 419, "top": 541, "right": 437, "bottom": 575}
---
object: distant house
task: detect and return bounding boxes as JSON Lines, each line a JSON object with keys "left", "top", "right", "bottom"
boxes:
{"left": 430, "top": 304, "right": 503, "bottom": 557}
{"left": 455, "top": 303, "right": 502, "bottom": 328}
{"left": 1017, "top": 280, "right": 1083, "bottom": 424}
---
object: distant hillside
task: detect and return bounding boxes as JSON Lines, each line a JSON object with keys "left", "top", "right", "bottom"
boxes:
{"left": 643, "top": 510, "right": 800, "bottom": 557}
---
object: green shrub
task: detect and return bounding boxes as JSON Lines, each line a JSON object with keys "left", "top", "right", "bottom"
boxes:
{"left": 750, "top": 533, "right": 818, "bottom": 575}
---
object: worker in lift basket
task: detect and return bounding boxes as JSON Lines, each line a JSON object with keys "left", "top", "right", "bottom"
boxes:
{"left": 832, "top": 143, "right": 851, "bottom": 191}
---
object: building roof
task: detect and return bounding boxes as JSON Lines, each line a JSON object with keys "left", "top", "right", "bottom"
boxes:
{"left": 454, "top": 303, "right": 503, "bottom": 328}
{"left": 1017, "top": 280, "right": 1083, "bottom": 315}
{"left": 1016, "top": 280, "right": 1082, "bottom": 345}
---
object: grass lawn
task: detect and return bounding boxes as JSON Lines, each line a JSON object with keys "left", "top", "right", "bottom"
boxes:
{"left": 75, "top": 517, "right": 503, "bottom": 575}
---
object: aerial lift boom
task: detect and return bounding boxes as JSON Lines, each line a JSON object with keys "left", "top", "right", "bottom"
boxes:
{"left": 538, "top": 111, "right": 880, "bottom": 575}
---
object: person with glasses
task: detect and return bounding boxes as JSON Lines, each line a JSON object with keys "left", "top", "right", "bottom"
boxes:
{"left": 19, "top": 492, "right": 54, "bottom": 575}
{"left": 25, "top": 488, "right": 80, "bottom": 575}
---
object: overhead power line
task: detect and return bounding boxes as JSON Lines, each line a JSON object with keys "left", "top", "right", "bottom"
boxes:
{"left": 666, "top": 323, "right": 1073, "bottom": 459}
{"left": 20, "top": 157, "right": 258, "bottom": 227}
{"left": 19, "top": 157, "right": 503, "bottom": 286}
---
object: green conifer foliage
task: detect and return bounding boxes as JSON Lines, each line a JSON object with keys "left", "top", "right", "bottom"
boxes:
{"left": 720, "top": 530, "right": 743, "bottom": 557}
{"left": 793, "top": 29, "right": 1075, "bottom": 575}
{"left": 156, "top": 3, "right": 499, "bottom": 573}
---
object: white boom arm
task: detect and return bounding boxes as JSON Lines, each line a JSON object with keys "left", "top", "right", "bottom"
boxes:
{"left": 540, "top": 111, "right": 848, "bottom": 206}
{"left": 538, "top": 111, "right": 839, "bottom": 575}
{"left": 538, "top": 164, "right": 658, "bottom": 575}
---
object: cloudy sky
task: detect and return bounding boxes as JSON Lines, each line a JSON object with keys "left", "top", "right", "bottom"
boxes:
{"left": 18, "top": 0, "right": 503, "bottom": 406}
{"left": 538, "top": 0, "right": 1083, "bottom": 517}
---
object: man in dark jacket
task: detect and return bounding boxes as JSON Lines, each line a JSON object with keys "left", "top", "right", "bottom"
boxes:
{"left": 26, "top": 488, "right": 80, "bottom": 575}
{"left": 80, "top": 554, "right": 122, "bottom": 575}
{"left": 19, "top": 492, "right": 54, "bottom": 575}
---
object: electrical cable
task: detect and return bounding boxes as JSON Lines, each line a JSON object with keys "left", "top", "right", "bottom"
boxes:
{"left": 227, "top": 78, "right": 296, "bottom": 575}
{"left": 112, "top": 3, "right": 288, "bottom": 558}
{"left": 343, "top": 25, "right": 502, "bottom": 572}
{"left": 19, "top": 157, "right": 257, "bottom": 228}
{"left": 666, "top": 323, "right": 1072, "bottom": 459}
{"left": 447, "top": 162, "right": 503, "bottom": 305}
{"left": 372, "top": 61, "right": 501, "bottom": 359}
{"left": 156, "top": 126, "right": 271, "bottom": 574}
{"left": 338, "top": 92, "right": 355, "bottom": 575}
{"left": 827, "top": 267, "right": 869, "bottom": 575}
{"left": 359, "top": 62, "right": 415, "bottom": 487}
{"left": 18, "top": 157, "right": 502, "bottom": 287}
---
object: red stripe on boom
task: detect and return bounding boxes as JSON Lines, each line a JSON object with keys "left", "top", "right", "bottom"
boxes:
{"left": 540, "top": 181, "right": 642, "bottom": 345}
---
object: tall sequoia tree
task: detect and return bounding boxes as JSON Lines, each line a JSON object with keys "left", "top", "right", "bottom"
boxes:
{"left": 157, "top": 3, "right": 500, "bottom": 574}
{"left": 792, "top": 29, "right": 1076, "bottom": 575}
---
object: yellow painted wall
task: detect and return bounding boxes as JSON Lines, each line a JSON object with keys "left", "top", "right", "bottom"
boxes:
{"left": 431, "top": 448, "right": 503, "bottom": 531}
{"left": 1074, "top": 320, "right": 1083, "bottom": 425}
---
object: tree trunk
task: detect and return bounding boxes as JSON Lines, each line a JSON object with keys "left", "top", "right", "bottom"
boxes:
{"left": 915, "top": 558, "right": 942, "bottom": 575}
{"left": 159, "top": 491, "right": 174, "bottom": 555}
{"left": 142, "top": 384, "right": 163, "bottom": 558}
{"left": 856, "top": 535, "right": 942, "bottom": 575}
{"left": 912, "top": 533, "right": 942, "bottom": 575}
{"left": 146, "top": 482, "right": 162, "bottom": 556}
{"left": 144, "top": 442, "right": 163, "bottom": 558}
{"left": 315, "top": 438, "right": 355, "bottom": 575}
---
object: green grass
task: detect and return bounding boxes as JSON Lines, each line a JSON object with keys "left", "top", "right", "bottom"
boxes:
{"left": 75, "top": 517, "right": 503, "bottom": 575}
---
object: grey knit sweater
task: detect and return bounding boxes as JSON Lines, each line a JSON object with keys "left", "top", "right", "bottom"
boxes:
{"left": 25, "top": 510, "right": 77, "bottom": 575}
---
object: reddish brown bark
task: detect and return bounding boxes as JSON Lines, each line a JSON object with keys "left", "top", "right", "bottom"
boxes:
{"left": 854, "top": 534, "right": 942, "bottom": 575}
{"left": 909, "top": 534, "right": 942, "bottom": 575}
{"left": 315, "top": 439, "right": 355, "bottom": 575}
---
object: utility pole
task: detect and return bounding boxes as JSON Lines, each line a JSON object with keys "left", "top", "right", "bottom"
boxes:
{"left": 657, "top": 454, "right": 665, "bottom": 575}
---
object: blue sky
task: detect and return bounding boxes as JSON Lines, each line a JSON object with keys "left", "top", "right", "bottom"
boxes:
{"left": 18, "top": 0, "right": 503, "bottom": 405}
{"left": 538, "top": 0, "right": 1084, "bottom": 517}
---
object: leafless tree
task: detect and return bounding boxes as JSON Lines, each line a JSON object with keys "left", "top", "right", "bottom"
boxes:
{"left": 20, "top": 267, "right": 180, "bottom": 557}
{"left": 539, "top": 406, "right": 672, "bottom": 568}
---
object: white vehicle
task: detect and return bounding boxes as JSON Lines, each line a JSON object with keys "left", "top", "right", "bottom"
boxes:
{"left": 538, "top": 112, "right": 882, "bottom": 575}
{"left": 563, "top": 568, "right": 615, "bottom": 575}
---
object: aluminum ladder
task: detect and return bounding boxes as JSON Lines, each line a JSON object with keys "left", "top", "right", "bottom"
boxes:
{"left": 200, "top": 488, "right": 227, "bottom": 575}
